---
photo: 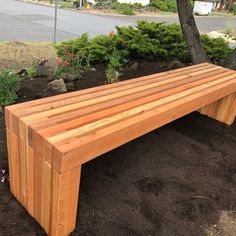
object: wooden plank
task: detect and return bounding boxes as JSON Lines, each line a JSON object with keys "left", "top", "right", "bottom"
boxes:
{"left": 42, "top": 161, "right": 52, "bottom": 233}
{"left": 49, "top": 163, "right": 81, "bottom": 236}
{"left": 12, "top": 132, "right": 21, "bottom": 200}
{"left": 33, "top": 131, "right": 44, "bottom": 223}
{"left": 27, "top": 146, "right": 34, "bottom": 216}
{"left": 198, "top": 92, "right": 236, "bottom": 125}
{"left": 18, "top": 119, "right": 27, "bottom": 207}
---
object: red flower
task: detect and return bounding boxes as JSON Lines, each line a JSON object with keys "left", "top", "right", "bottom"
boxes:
{"left": 64, "top": 61, "right": 70, "bottom": 66}
{"left": 56, "top": 58, "right": 63, "bottom": 65}
{"left": 108, "top": 31, "right": 116, "bottom": 37}
{"left": 65, "top": 51, "right": 72, "bottom": 56}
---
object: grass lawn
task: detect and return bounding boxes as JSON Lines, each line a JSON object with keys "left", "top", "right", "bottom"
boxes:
{"left": 0, "top": 41, "right": 57, "bottom": 71}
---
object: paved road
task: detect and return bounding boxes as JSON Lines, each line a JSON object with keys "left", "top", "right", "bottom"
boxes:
{"left": 0, "top": 0, "right": 235, "bottom": 42}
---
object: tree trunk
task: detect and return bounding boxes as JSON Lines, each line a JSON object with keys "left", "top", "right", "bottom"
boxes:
{"left": 176, "top": 0, "right": 210, "bottom": 64}
{"left": 218, "top": 0, "right": 225, "bottom": 11}
{"left": 223, "top": 49, "right": 236, "bottom": 70}
{"left": 225, "top": 0, "right": 234, "bottom": 11}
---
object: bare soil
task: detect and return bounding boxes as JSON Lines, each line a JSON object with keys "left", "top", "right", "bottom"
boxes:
{"left": 0, "top": 60, "right": 236, "bottom": 236}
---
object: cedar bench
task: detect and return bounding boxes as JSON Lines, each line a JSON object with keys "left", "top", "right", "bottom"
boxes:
{"left": 5, "top": 63, "right": 236, "bottom": 236}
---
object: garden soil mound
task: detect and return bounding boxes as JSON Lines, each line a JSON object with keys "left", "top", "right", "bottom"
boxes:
{"left": 0, "top": 61, "right": 236, "bottom": 236}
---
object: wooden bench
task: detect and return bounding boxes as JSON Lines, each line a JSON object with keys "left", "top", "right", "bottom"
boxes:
{"left": 5, "top": 63, "right": 236, "bottom": 236}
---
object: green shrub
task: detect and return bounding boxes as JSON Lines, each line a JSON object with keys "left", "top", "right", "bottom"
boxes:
{"left": 149, "top": 0, "right": 177, "bottom": 12}
{"left": 201, "top": 35, "right": 233, "bottom": 63}
{"left": 232, "top": 5, "right": 236, "bottom": 15}
{"left": 0, "top": 69, "right": 21, "bottom": 106}
{"left": 55, "top": 21, "right": 233, "bottom": 76}
{"left": 55, "top": 33, "right": 94, "bottom": 79}
{"left": 112, "top": 2, "right": 135, "bottom": 15}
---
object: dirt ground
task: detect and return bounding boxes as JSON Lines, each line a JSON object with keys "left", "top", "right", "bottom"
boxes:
{"left": 0, "top": 60, "right": 236, "bottom": 236}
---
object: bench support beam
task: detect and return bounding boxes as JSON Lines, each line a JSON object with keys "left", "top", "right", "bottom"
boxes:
{"left": 49, "top": 165, "right": 81, "bottom": 236}
{"left": 198, "top": 92, "right": 236, "bottom": 125}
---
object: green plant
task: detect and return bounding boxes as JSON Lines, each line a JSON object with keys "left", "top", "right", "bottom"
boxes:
{"left": 55, "top": 21, "right": 233, "bottom": 76}
{"left": 232, "top": 5, "right": 236, "bottom": 15}
{"left": 26, "top": 62, "right": 38, "bottom": 78}
{"left": 116, "top": 22, "right": 190, "bottom": 62}
{"left": 225, "top": 20, "right": 236, "bottom": 37}
{"left": 149, "top": 0, "right": 177, "bottom": 12}
{"left": 201, "top": 35, "right": 233, "bottom": 63}
{"left": 112, "top": 2, "right": 135, "bottom": 15}
{"left": 55, "top": 33, "right": 94, "bottom": 79}
{"left": 0, "top": 69, "right": 21, "bottom": 106}
{"left": 105, "top": 49, "right": 125, "bottom": 83}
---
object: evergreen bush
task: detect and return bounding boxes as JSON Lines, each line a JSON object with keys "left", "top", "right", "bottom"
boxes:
{"left": 55, "top": 21, "right": 233, "bottom": 79}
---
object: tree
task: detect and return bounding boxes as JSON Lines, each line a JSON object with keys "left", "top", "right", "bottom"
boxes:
{"left": 176, "top": 0, "right": 210, "bottom": 64}
{"left": 218, "top": 0, "right": 225, "bottom": 11}
{"left": 176, "top": 0, "right": 236, "bottom": 69}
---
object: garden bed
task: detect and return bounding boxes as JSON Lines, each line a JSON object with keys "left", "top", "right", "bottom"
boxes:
{"left": 0, "top": 59, "right": 236, "bottom": 235}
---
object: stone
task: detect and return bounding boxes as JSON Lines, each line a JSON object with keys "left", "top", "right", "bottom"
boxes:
{"left": 47, "top": 79, "right": 67, "bottom": 92}
{"left": 168, "top": 60, "right": 185, "bottom": 70}
{"left": 61, "top": 73, "right": 76, "bottom": 82}
{"left": 65, "top": 81, "right": 74, "bottom": 90}
{"left": 127, "top": 61, "right": 139, "bottom": 71}
{"left": 38, "top": 64, "right": 49, "bottom": 77}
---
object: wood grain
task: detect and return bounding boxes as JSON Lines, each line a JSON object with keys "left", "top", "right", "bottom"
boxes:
{"left": 198, "top": 92, "right": 236, "bottom": 125}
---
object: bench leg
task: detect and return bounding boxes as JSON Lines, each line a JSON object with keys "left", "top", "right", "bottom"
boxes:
{"left": 49, "top": 165, "right": 81, "bottom": 236}
{"left": 198, "top": 92, "right": 236, "bottom": 125}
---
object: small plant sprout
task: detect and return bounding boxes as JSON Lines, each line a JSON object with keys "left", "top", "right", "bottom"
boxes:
{"left": 26, "top": 62, "right": 38, "bottom": 78}
{"left": 105, "top": 49, "right": 125, "bottom": 84}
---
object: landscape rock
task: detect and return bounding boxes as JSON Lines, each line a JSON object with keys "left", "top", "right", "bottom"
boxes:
{"left": 168, "top": 60, "right": 185, "bottom": 70}
{"left": 61, "top": 73, "right": 76, "bottom": 82}
{"left": 65, "top": 81, "right": 74, "bottom": 90}
{"left": 47, "top": 79, "right": 67, "bottom": 92}
{"left": 127, "top": 61, "right": 139, "bottom": 71}
{"left": 38, "top": 64, "right": 49, "bottom": 77}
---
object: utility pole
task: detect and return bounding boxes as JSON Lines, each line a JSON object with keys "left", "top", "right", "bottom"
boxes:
{"left": 54, "top": 0, "right": 58, "bottom": 43}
